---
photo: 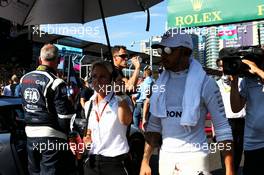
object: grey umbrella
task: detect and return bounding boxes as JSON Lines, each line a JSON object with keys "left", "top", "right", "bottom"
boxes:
{"left": 0, "top": 0, "right": 163, "bottom": 56}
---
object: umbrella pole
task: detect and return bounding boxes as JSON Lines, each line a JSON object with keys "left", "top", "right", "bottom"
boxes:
{"left": 258, "top": 24, "right": 261, "bottom": 47}
{"left": 67, "top": 55, "right": 72, "bottom": 84}
{"left": 98, "top": 0, "right": 112, "bottom": 62}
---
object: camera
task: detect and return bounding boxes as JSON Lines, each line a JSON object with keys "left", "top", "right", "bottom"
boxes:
{"left": 220, "top": 46, "right": 264, "bottom": 77}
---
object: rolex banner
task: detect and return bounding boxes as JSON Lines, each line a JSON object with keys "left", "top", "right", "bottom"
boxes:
{"left": 167, "top": 0, "right": 264, "bottom": 28}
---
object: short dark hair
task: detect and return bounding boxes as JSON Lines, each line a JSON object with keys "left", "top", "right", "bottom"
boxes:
{"left": 112, "top": 45, "right": 127, "bottom": 55}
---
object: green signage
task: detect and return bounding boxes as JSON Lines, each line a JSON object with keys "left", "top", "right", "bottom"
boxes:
{"left": 167, "top": 0, "right": 264, "bottom": 28}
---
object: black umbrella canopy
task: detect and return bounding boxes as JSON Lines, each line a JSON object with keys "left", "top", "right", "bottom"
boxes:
{"left": 0, "top": 0, "right": 163, "bottom": 63}
{"left": 0, "top": 0, "right": 163, "bottom": 25}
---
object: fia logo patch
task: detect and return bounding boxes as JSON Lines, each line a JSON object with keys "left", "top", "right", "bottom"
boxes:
{"left": 24, "top": 88, "right": 40, "bottom": 103}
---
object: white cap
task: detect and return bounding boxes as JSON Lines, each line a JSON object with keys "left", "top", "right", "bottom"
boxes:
{"left": 152, "top": 29, "right": 193, "bottom": 50}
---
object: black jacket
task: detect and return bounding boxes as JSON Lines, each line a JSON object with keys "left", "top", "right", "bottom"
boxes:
{"left": 20, "top": 65, "right": 74, "bottom": 137}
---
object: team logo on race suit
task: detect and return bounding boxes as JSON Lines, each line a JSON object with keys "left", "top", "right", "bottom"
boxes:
{"left": 24, "top": 88, "right": 40, "bottom": 103}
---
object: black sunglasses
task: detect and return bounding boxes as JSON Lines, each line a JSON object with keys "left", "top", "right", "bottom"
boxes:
{"left": 115, "top": 54, "right": 128, "bottom": 59}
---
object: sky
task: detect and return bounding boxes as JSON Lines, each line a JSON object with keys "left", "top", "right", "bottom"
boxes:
{"left": 41, "top": 0, "right": 167, "bottom": 52}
